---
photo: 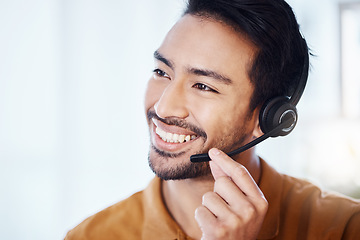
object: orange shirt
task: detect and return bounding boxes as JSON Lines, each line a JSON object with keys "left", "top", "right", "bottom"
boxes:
{"left": 65, "top": 159, "right": 360, "bottom": 239}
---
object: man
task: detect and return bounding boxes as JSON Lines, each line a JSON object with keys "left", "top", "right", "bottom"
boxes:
{"left": 65, "top": 0, "right": 360, "bottom": 239}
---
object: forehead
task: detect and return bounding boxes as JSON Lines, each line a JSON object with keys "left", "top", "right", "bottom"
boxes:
{"left": 157, "top": 15, "right": 257, "bottom": 85}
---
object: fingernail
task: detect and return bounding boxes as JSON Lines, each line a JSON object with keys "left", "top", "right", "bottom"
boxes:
{"left": 209, "top": 148, "right": 220, "bottom": 156}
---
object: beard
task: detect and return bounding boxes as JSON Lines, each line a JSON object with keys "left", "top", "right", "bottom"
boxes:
{"left": 147, "top": 110, "right": 251, "bottom": 181}
{"left": 148, "top": 144, "right": 211, "bottom": 180}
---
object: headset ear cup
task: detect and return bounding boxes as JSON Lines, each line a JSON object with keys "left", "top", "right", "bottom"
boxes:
{"left": 259, "top": 96, "right": 298, "bottom": 137}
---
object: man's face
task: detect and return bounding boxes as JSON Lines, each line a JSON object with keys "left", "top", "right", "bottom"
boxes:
{"left": 144, "top": 15, "right": 259, "bottom": 180}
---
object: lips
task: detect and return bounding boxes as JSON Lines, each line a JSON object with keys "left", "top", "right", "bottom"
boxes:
{"left": 152, "top": 118, "right": 198, "bottom": 146}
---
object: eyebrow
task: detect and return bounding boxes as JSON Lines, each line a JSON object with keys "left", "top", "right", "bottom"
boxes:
{"left": 154, "top": 50, "right": 174, "bottom": 69}
{"left": 188, "top": 68, "right": 233, "bottom": 85}
{"left": 153, "top": 50, "right": 233, "bottom": 85}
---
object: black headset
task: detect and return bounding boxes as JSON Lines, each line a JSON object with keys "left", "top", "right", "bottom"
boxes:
{"left": 190, "top": 38, "right": 309, "bottom": 162}
{"left": 259, "top": 40, "right": 309, "bottom": 137}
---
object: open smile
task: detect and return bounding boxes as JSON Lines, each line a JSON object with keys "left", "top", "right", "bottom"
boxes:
{"left": 155, "top": 127, "right": 197, "bottom": 143}
{"left": 151, "top": 118, "right": 201, "bottom": 153}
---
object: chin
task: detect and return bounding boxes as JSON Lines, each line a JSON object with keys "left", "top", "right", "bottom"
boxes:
{"left": 147, "top": 147, "right": 210, "bottom": 180}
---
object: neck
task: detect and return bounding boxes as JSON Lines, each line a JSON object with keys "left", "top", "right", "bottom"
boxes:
{"left": 162, "top": 149, "right": 261, "bottom": 240}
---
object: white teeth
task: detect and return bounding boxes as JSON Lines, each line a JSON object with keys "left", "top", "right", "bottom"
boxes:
{"left": 166, "top": 132, "right": 173, "bottom": 141}
{"left": 178, "top": 134, "right": 185, "bottom": 143}
{"left": 155, "top": 127, "right": 196, "bottom": 143}
{"left": 172, "top": 134, "right": 179, "bottom": 142}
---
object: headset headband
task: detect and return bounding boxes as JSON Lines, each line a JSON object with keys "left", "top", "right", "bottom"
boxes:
{"left": 289, "top": 38, "right": 309, "bottom": 106}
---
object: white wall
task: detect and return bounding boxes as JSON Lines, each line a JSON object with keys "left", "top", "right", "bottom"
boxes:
{"left": 0, "top": 0, "right": 359, "bottom": 239}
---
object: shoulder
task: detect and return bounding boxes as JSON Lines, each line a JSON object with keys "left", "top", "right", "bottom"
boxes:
{"left": 65, "top": 191, "right": 145, "bottom": 240}
{"left": 259, "top": 159, "right": 360, "bottom": 238}
{"left": 281, "top": 173, "right": 360, "bottom": 210}
{"left": 280, "top": 173, "right": 360, "bottom": 238}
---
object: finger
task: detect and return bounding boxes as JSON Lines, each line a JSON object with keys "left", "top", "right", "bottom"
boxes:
{"left": 209, "top": 157, "right": 227, "bottom": 180}
{"left": 195, "top": 205, "right": 240, "bottom": 240}
{"left": 208, "top": 148, "right": 264, "bottom": 199}
{"left": 213, "top": 176, "right": 247, "bottom": 205}
{"left": 209, "top": 159, "right": 250, "bottom": 210}
{"left": 201, "top": 191, "right": 232, "bottom": 219}
{"left": 213, "top": 176, "right": 259, "bottom": 220}
{"left": 195, "top": 205, "right": 218, "bottom": 232}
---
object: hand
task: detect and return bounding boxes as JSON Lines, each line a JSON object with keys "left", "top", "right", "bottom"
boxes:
{"left": 195, "top": 148, "right": 268, "bottom": 240}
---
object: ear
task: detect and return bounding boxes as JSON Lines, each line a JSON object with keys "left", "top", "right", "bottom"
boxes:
{"left": 251, "top": 107, "right": 263, "bottom": 138}
{"left": 252, "top": 119, "right": 263, "bottom": 138}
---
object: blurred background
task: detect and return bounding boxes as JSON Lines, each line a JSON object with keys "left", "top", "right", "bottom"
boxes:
{"left": 0, "top": 0, "right": 359, "bottom": 239}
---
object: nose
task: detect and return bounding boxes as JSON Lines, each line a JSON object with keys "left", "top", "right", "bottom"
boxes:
{"left": 154, "top": 81, "right": 189, "bottom": 119}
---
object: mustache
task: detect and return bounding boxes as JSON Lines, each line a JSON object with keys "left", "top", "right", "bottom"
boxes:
{"left": 147, "top": 110, "right": 207, "bottom": 139}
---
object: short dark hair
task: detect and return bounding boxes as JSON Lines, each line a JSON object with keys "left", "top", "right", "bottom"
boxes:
{"left": 183, "top": 0, "right": 309, "bottom": 111}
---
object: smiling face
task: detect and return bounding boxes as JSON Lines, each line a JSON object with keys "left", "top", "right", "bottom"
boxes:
{"left": 145, "top": 15, "right": 260, "bottom": 180}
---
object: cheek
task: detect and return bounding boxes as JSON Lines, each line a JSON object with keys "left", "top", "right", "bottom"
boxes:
{"left": 192, "top": 101, "right": 231, "bottom": 136}
{"left": 198, "top": 99, "right": 250, "bottom": 139}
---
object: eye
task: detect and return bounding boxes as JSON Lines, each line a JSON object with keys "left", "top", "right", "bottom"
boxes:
{"left": 153, "top": 69, "right": 170, "bottom": 79}
{"left": 193, "top": 83, "right": 219, "bottom": 93}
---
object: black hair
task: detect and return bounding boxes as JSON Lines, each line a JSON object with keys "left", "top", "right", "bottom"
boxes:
{"left": 183, "top": 0, "right": 309, "bottom": 111}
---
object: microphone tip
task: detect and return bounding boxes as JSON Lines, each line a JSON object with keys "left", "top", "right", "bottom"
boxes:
{"left": 190, "top": 154, "right": 211, "bottom": 162}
